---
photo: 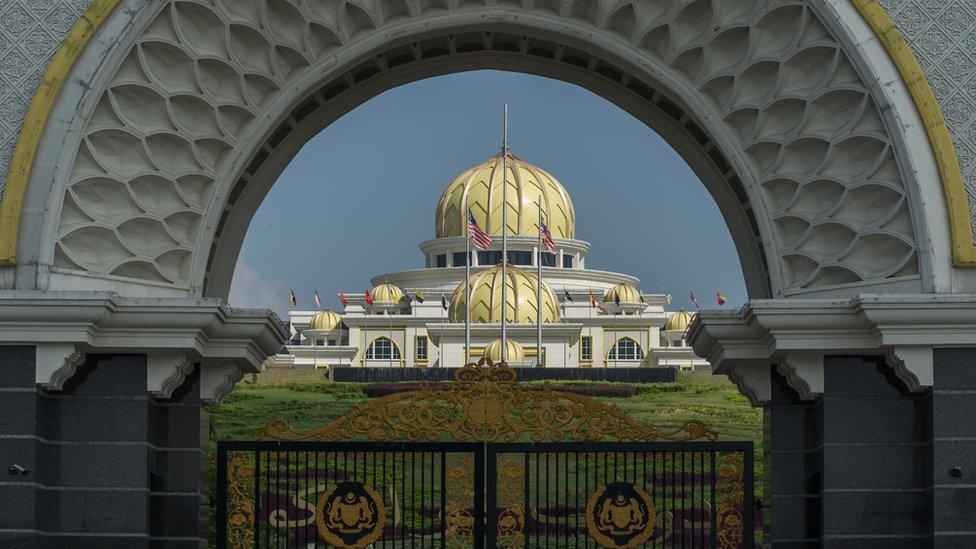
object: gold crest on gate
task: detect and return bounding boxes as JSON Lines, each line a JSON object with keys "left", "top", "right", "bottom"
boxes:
{"left": 315, "top": 482, "right": 385, "bottom": 548}
{"left": 585, "top": 482, "right": 657, "bottom": 548}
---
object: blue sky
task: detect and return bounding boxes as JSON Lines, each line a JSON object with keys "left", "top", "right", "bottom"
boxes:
{"left": 228, "top": 70, "right": 746, "bottom": 317}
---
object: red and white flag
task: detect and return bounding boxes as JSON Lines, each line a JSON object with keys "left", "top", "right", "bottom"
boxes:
{"left": 589, "top": 290, "right": 599, "bottom": 308}
{"left": 338, "top": 292, "right": 349, "bottom": 307}
{"left": 540, "top": 220, "right": 555, "bottom": 252}
{"left": 314, "top": 290, "right": 323, "bottom": 308}
{"left": 364, "top": 289, "right": 374, "bottom": 306}
{"left": 467, "top": 209, "right": 493, "bottom": 250}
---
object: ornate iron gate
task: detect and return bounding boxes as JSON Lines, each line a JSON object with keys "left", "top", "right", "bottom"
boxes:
{"left": 216, "top": 359, "right": 753, "bottom": 548}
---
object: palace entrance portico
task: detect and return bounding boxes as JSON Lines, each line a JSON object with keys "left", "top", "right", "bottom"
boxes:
{"left": 0, "top": 0, "right": 975, "bottom": 546}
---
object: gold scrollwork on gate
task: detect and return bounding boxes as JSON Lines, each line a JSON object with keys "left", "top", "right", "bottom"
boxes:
{"left": 445, "top": 455, "right": 476, "bottom": 548}
{"left": 226, "top": 453, "right": 256, "bottom": 549}
{"left": 259, "top": 357, "right": 718, "bottom": 443}
{"left": 495, "top": 455, "right": 526, "bottom": 548}
{"left": 715, "top": 453, "right": 746, "bottom": 549}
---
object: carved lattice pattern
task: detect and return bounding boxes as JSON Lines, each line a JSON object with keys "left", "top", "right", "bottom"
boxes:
{"left": 52, "top": 0, "right": 920, "bottom": 292}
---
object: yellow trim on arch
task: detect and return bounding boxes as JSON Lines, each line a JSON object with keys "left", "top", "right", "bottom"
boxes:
{"left": 852, "top": 0, "right": 976, "bottom": 266}
{"left": 0, "top": 0, "right": 122, "bottom": 265}
{"left": 0, "top": 0, "right": 974, "bottom": 266}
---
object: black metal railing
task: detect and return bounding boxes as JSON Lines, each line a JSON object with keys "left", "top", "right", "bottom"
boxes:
{"left": 217, "top": 441, "right": 752, "bottom": 548}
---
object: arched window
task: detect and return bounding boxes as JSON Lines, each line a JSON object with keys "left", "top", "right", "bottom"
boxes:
{"left": 608, "top": 338, "right": 644, "bottom": 360}
{"left": 366, "top": 337, "right": 401, "bottom": 360}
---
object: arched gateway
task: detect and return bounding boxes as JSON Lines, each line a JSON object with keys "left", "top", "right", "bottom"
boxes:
{"left": 0, "top": 0, "right": 974, "bottom": 546}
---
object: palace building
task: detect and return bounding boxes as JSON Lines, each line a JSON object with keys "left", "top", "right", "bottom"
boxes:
{"left": 266, "top": 153, "right": 708, "bottom": 371}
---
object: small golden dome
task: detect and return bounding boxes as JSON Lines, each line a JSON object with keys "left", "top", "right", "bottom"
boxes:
{"left": 664, "top": 310, "right": 696, "bottom": 332}
{"left": 603, "top": 283, "right": 642, "bottom": 304}
{"left": 371, "top": 283, "right": 404, "bottom": 305}
{"left": 483, "top": 339, "right": 526, "bottom": 363}
{"left": 309, "top": 310, "right": 341, "bottom": 331}
{"left": 448, "top": 264, "right": 560, "bottom": 324}
{"left": 435, "top": 153, "right": 575, "bottom": 239}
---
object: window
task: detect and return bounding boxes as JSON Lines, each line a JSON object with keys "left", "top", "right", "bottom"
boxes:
{"left": 435, "top": 254, "right": 447, "bottom": 268}
{"left": 366, "top": 337, "right": 401, "bottom": 360}
{"left": 562, "top": 255, "right": 573, "bottom": 268}
{"left": 508, "top": 251, "right": 532, "bottom": 265}
{"left": 580, "top": 336, "right": 592, "bottom": 361}
{"left": 327, "top": 339, "right": 336, "bottom": 346}
{"left": 540, "top": 252, "right": 556, "bottom": 267}
{"left": 315, "top": 338, "right": 325, "bottom": 346}
{"left": 608, "top": 338, "right": 644, "bottom": 360}
{"left": 415, "top": 336, "right": 428, "bottom": 361}
{"left": 478, "top": 250, "right": 503, "bottom": 265}
{"left": 452, "top": 252, "right": 471, "bottom": 266}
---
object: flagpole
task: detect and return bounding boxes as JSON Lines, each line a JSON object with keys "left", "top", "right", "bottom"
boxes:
{"left": 500, "top": 102, "right": 509, "bottom": 362}
{"left": 465, "top": 201, "right": 471, "bottom": 365}
{"left": 362, "top": 300, "right": 367, "bottom": 367}
{"left": 588, "top": 288, "right": 593, "bottom": 367}
{"left": 536, "top": 197, "right": 543, "bottom": 367}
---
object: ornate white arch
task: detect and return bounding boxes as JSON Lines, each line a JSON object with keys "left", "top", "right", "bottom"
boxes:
{"left": 10, "top": 0, "right": 958, "bottom": 300}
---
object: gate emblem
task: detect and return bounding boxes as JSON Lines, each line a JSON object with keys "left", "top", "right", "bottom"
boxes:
{"left": 585, "top": 482, "right": 657, "bottom": 548}
{"left": 315, "top": 481, "right": 385, "bottom": 548}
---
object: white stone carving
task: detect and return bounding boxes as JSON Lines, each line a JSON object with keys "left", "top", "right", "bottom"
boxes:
{"left": 47, "top": 0, "right": 920, "bottom": 296}
{"left": 35, "top": 342, "right": 85, "bottom": 391}
{"left": 147, "top": 349, "right": 193, "bottom": 399}
{"left": 199, "top": 362, "right": 244, "bottom": 405}
{"left": 727, "top": 362, "right": 771, "bottom": 407}
{"left": 778, "top": 351, "right": 824, "bottom": 401}
{"left": 885, "top": 345, "right": 933, "bottom": 394}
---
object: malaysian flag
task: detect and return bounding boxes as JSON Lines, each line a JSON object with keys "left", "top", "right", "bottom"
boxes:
{"left": 540, "top": 220, "right": 555, "bottom": 252}
{"left": 314, "top": 290, "right": 323, "bottom": 308}
{"left": 467, "top": 209, "right": 493, "bottom": 249}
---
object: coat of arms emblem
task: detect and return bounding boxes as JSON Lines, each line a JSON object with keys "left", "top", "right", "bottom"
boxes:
{"left": 315, "top": 481, "right": 385, "bottom": 548}
{"left": 585, "top": 482, "right": 657, "bottom": 548}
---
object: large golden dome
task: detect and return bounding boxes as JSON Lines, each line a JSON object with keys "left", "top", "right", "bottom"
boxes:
{"left": 448, "top": 264, "right": 560, "bottom": 323}
{"left": 664, "top": 310, "right": 696, "bottom": 332}
{"left": 435, "top": 153, "right": 575, "bottom": 239}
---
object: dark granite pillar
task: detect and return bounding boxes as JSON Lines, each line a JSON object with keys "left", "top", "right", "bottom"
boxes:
{"left": 0, "top": 346, "right": 206, "bottom": 548}
{"left": 931, "top": 348, "right": 976, "bottom": 547}
{"left": 819, "top": 356, "right": 931, "bottom": 547}
{"left": 149, "top": 367, "right": 208, "bottom": 548}
{"left": 0, "top": 345, "right": 42, "bottom": 548}
{"left": 766, "top": 365, "right": 822, "bottom": 548}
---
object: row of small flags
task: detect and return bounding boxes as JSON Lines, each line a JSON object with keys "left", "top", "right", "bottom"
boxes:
{"left": 289, "top": 212, "right": 726, "bottom": 310}
{"left": 291, "top": 288, "right": 728, "bottom": 309}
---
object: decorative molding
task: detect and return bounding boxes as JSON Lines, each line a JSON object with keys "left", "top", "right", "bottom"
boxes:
{"left": 147, "top": 350, "right": 193, "bottom": 399}
{"left": 851, "top": 0, "right": 976, "bottom": 266}
{"left": 727, "top": 363, "right": 771, "bottom": 407}
{"left": 0, "top": 292, "right": 285, "bottom": 398}
{"left": 35, "top": 342, "right": 85, "bottom": 391}
{"left": 689, "top": 295, "right": 976, "bottom": 401}
{"left": 885, "top": 346, "right": 934, "bottom": 393}
{"left": 778, "top": 352, "right": 824, "bottom": 401}
{"left": 0, "top": 0, "right": 122, "bottom": 265}
{"left": 200, "top": 363, "right": 244, "bottom": 406}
